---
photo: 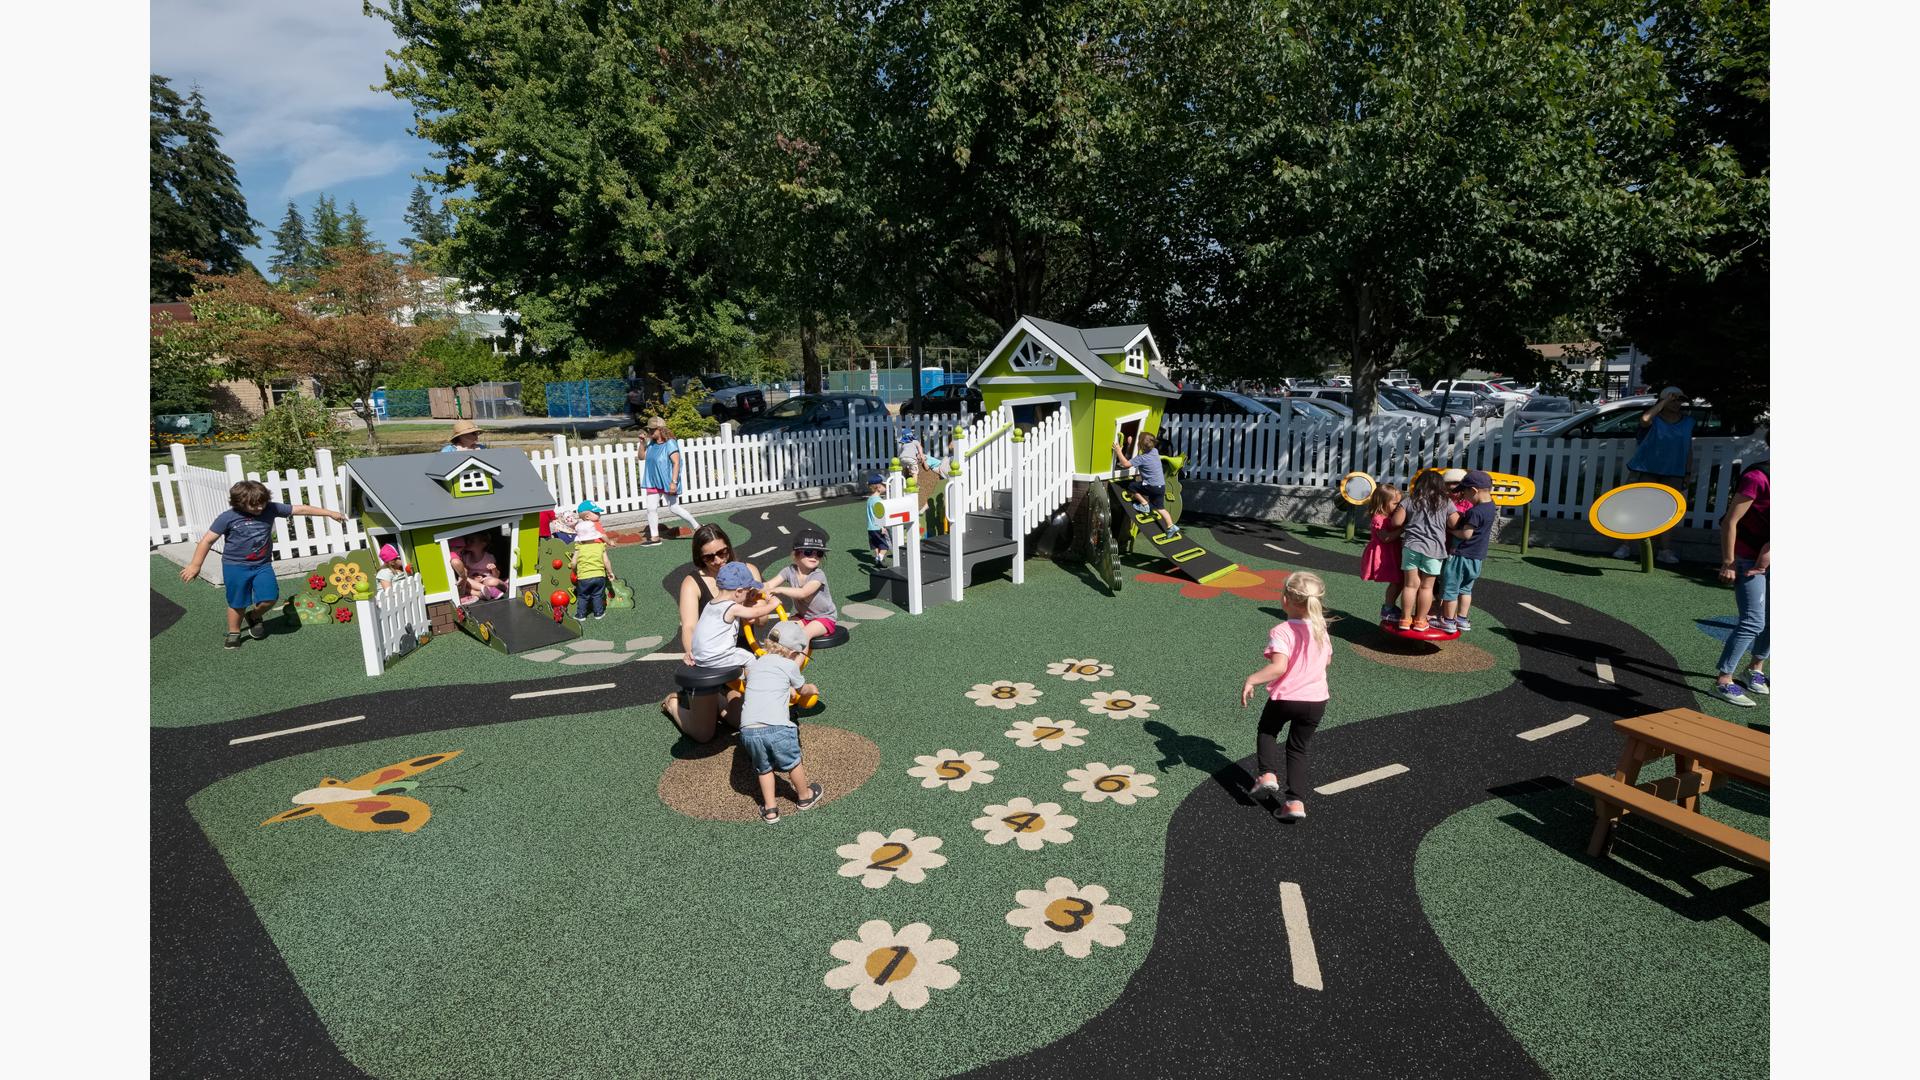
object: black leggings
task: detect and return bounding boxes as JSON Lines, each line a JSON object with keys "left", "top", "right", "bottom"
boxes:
{"left": 1255, "top": 697, "right": 1327, "bottom": 800}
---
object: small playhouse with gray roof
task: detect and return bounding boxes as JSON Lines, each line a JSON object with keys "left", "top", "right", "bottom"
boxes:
{"left": 342, "top": 449, "right": 582, "bottom": 652}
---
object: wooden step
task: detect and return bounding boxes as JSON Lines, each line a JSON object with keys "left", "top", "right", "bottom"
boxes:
{"left": 1574, "top": 773, "right": 1769, "bottom": 868}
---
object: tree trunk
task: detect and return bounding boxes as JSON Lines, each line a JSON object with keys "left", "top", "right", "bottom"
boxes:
{"left": 800, "top": 313, "right": 822, "bottom": 395}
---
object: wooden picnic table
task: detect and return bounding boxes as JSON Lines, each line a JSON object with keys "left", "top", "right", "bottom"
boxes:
{"left": 1576, "top": 708, "right": 1770, "bottom": 867}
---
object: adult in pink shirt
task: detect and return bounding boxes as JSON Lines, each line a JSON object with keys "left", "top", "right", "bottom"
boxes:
{"left": 1240, "top": 572, "right": 1335, "bottom": 821}
{"left": 1712, "top": 461, "right": 1770, "bottom": 707}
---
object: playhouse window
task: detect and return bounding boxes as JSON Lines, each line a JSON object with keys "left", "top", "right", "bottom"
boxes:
{"left": 1124, "top": 343, "right": 1146, "bottom": 376}
{"left": 1010, "top": 339, "right": 1058, "bottom": 372}
{"left": 456, "top": 470, "right": 491, "bottom": 493}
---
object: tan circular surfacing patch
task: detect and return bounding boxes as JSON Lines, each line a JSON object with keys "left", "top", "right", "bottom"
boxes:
{"left": 1346, "top": 639, "right": 1498, "bottom": 673}
{"left": 658, "top": 724, "right": 879, "bottom": 821}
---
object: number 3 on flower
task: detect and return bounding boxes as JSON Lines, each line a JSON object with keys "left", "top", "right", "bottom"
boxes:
{"left": 1007, "top": 877, "right": 1133, "bottom": 958}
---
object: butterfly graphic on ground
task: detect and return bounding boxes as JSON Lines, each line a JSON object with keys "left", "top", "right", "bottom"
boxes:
{"left": 260, "top": 751, "right": 464, "bottom": 833}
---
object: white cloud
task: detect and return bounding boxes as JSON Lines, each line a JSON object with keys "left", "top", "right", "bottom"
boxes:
{"left": 151, "top": 0, "right": 420, "bottom": 197}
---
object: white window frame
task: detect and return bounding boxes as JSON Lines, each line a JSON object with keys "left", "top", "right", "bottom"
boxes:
{"left": 1009, "top": 338, "right": 1059, "bottom": 373}
{"left": 456, "top": 469, "right": 491, "bottom": 494}
{"left": 1124, "top": 343, "right": 1147, "bottom": 376}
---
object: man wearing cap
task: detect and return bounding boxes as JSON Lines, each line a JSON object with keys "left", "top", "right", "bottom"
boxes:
{"left": 768, "top": 530, "right": 839, "bottom": 643}
{"left": 440, "top": 418, "right": 488, "bottom": 452}
{"left": 1616, "top": 387, "right": 1694, "bottom": 564}
{"left": 642, "top": 416, "right": 700, "bottom": 545}
{"left": 1434, "top": 470, "right": 1498, "bottom": 634}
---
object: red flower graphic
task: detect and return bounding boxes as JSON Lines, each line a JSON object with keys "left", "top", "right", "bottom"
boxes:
{"left": 1132, "top": 567, "right": 1292, "bottom": 601}
{"left": 308, "top": 574, "right": 327, "bottom": 591}
{"left": 334, "top": 607, "right": 353, "bottom": 624}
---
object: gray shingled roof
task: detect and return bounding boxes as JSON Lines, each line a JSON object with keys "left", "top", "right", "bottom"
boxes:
{"left": 1023, "top": 316, "right": 1179, "bottom": 396}
{"left": 346, "top": 449, "right": 554, "bottom": 530}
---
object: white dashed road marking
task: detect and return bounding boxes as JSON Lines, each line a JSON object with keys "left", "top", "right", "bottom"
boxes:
{"left": 640, "top": 652, "right": 686, "bottom": 661}
{"left": 1277, "top": 882, "right": 1324, "bottom": 991}
{"left": 1517, "top": 714, "right": 1590, "bottom": 742}
{"left": 777, "top": 525, "right": 791, "bottom": 535}
{"left": 1314, "top": 763, "right": 1409, "bottom": 795}
{"left": 750, "top": 545, "right": 777, "bottom": 558}
{"left": 1518, "top": 602, "right": 1569, "bottom": 625}
{"left": 1595, "top": 657, "right": 1615, "bottom": 684}
{"left": 230, "top": 715, "right": 365, "bottom": 746}
{"left": 1263, "top": 542, "right": 1302, "bottom": 556}
{"left": 759, "top": 511, "right": 769, "bottom": 520}
{"left": 510, "top": 682, "right": 617, "bottom": 701}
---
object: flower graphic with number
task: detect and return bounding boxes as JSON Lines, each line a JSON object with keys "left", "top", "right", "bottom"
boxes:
{"left": 972, "top": 797, "right": 1077, "bottom": 851}
{"left": 1004, "top": 718, "right": 1089, "bottom": 751}
{"left": 835, "top": 828, "right": 948, "bottom": 889}
{"left": 1046, "top": 658, "right": 1115, "bottom": 682}
{"left": 824, "top": 920, "right": 961, "bottom": 1012}
{"left": 1062, "top": 763, "right": 1160, "bottom": 805}
{"left": 1081, "top": 690, "right": 1160, "bottom": 720}
{"left": 1006, "top": 877, "right": 1134, "bottom": 958}
{"left": 966, "top": 680, "right": 1043, "bottom": 709}
{"left": 908, "top": 750, "right": 1000, "bottom": 792}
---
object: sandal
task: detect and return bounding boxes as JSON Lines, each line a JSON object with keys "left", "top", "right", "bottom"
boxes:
{"left": 760, "top": 806, "right": 780, "bottom": 824}
{"left": 792, "top": 782, "right": 825, "bottom": 811}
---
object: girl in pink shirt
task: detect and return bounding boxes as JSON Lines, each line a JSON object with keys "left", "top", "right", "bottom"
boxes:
{"left": 1239, "top": 571, "right": 1333, "bottom": 821}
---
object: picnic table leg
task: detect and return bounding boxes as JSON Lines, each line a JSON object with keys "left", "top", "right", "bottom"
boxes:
{"left": 1589, "top": 738, "right": 1649, "bottom": 856}
{"left": 1672, "top": 753, "right": 1699, "bottom": 812}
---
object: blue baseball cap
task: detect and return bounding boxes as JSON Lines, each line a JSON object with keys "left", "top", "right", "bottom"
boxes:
{"left": 866, "top": 472, "right": 885, "bottom": 485}
{"left": 576, "top": 499, "right": 603, "bottom": 514}
{"left": 714, "top": 561, "right": 756, "bottom": 590}
{"left": 900, "top": 427, "right": 917, "bottom": 442}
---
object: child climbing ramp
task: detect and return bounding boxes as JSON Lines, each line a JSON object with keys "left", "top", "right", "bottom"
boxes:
{"left": 1101, "top": 471, "right": 1239, "bottom": 586}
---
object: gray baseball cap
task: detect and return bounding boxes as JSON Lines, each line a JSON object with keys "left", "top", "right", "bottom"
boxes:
{"left": 771, "top": 621, "right": 810, "bottom": 651}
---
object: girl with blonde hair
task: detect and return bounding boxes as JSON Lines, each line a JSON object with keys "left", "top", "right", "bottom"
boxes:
{"left": 1240, "top": 571, "right": 1334, "bottom": 821}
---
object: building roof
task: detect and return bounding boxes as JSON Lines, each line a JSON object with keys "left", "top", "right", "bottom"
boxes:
{"left": 344, "top": 449, "right": 553, "bottom": 531}
{"left": 978, "top": 316, "right": 1179, "bottom": 398}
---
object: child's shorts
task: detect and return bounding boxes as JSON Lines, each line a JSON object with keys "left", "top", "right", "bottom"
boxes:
{"left": 1130, "top": 483, "right": 1166, "bottom": 512}
{"left": 224, "top": 562, "right": 280, "bottom": 609}
{"left": 1400, "top": 549, "right": 1444, "bottom": 577}
{"left": 1439, "top": 556, "right": 1484, "bottom": 601}
{"left": 867, "top": 528, "right": 891, "bottom": 552}
{"left": 551, "top": 531, "right": 576, "bottom": 544}
{"left": 802, "top": 617, "right": 836, "bottom": 637}
{"left": 694, "top": 646, "right": 756, "bottom": 671}
{"left": 739, "top": 724, "right": 803, "bottom": 774}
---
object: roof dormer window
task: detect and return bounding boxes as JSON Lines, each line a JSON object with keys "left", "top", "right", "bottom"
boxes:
{"left": 456, "top": 469, "right": 491, "bottom": 494}
{"left": 1124, "top": 342, "right": 1147, "bottom": 376}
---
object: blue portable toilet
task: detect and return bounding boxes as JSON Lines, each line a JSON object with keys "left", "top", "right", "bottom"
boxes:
{"left": 919, "top": 367, "right": 950, "bottom": 394}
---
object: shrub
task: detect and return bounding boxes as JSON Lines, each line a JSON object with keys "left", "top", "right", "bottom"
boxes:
{"left": 249, "top": 395, "right": 358, "bottom": 473}
{"left": 646, "top": 384, "right": 718, "bottom": 439}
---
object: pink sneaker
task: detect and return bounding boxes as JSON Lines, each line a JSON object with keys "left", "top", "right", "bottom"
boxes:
{"left": 1279, "top": 800, "right": 1307, "bottom": 821}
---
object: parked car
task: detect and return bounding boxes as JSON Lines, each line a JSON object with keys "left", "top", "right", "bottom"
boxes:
{"left": 1426, "top": 390, "right": 1500, "bottom": 418}
{"left": 898, "top": 382, "right": 983, "bottom": 418}
{"left": 1511, "top": 396, "right": 1764, "bottom": 441}
{"left": 734, "top": 392, "right": 888, "bottom": 435}
{"left": 670, "top": 373, "right": 767, "bottom": 423}
{"left": 1432, "top": 379, "right": 1528, "bottom": 408}
{"left": 1169, "top": 388, "right": 1285, "bottom": 417}
{"left": 1513, "top": 395, "right": 1576, "bottom": 425}
{"left": 1291, "top": 386, "right": 1431, "bottom": 421}
{"left": 1255, "top": 396, "right": 1348, "bottom": 422}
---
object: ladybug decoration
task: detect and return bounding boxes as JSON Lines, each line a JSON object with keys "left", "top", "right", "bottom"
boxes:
{"left": 551, "top": 607, "right": 565, "bottom": 624}
{"left": 550, "top": 590, "right": 571, "bottom": 610}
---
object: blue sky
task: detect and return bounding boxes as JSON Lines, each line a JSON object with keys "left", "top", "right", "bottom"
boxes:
{"left": 151, "top": 1, "right": 438, "bottom": 274}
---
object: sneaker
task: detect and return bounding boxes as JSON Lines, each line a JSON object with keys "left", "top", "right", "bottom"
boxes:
{"left": 640, "top": 539, "right": 664, "bottom": 548}
{"left": 224, "top": 632, "right": 243, "bottom": 650}
{"left": 1432, "top": 616, "right": 1456, "bottom": 634}
{"left": 1656, "top": 549, "right": 1680, "bottom": 566}
{"left": 1247, "top": 776, "right": 1280, "bottom": 799}
{"left": 1379, "top": 605, "right": 1397, "bottom": 621}
{"left": 1165, "top": 526, "right": 1182, "bottom": 539}
{"left": 792, "top": 782, "right": 825, "bottom": 811}
{"left": 1745, "top": 671, "right": 1769, "bottom": 695}
{"left": 1454, "top": 616, "right": 1472, "bottom": 632}
{"left": 760, "top": 806, "right": 781, "bottom": 824}
{"left": 1611, "top": 544, "right": 1632, "bottom": 559}
{"left": 592, "top": 612, "right": 606, "bottom": 620}
{"left": 245, "top": 611, "right": 270, "bottom": 640}
{"left": 1715, "top": 681, "right": 1756, "bottom": 707}
{"left": 1278, "top": 800, "right": 1307, "bottom": 821}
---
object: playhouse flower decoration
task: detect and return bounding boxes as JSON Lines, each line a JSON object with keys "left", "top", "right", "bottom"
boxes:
{"left": 1046, "top": 658, "right": 1114, "bottom": 682}
{"left": 1006, "top": 877, "right": 1134, "bottom": 958}
{"left": 907, "top": 750, "right": 1000, "bottom": 792}
{"left": 1062, "top": 763, "right": 1160, "bottom": 805}
{"left": 823, "top": 920, "right": 961, "bottom": 1012}
{"left": 1081, "top": 691, "right": 1160, "bottom": 720}
{"left": 966, "top": 680, "right": 1043, "bottom": 709}
{"left": 333, "top": 607, "right": 353, "bottom": 624}
{"left": 1132, "top": 566, "right": 1293, "bottom": 602}
{"left": 835, "top": 828, "right": 948, "bottom": 889}
{"left": 307, "top": 574, "right": 327, "bottom": 592}
{"left": 972, "top": 797, "right": 1078, "bottom": 850}
{"left": 328, "top": 562, "right": 368, "bottom": 593}
{"left": 1004, "top": 718, "right": 1089, "bottom": 751}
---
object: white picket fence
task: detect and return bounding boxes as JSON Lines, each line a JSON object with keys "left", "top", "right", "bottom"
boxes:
{"left": 354, "top": 571, "right": 430, "bottom": 676}
{"left": 150, "top": 409, "right": 1764, "bottom": 562}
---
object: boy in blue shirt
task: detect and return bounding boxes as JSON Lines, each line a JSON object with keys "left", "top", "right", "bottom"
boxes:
{"left": 180, "top": 480, "right": 348, "bottom": 649}
{"left": 1434, "top": 471, "right": 1497, "bottom": 633}
{"left": 863, "top": 473, "right": 892, "bottom": 567}
{"left": 1112, "top": 432, "right": 1179, "bottom": 541}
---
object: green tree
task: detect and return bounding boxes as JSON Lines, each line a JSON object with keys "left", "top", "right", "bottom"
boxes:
{"left": 268, "top": 201, "right": 311, "bottom": 284}
{"left": 150, "top": 311, "right": 218, "bottom": 415}
{"left": 343, "top": 200, "right": 376, "bottom": 252}
{"left": 151, "top": 76, "right": 259, "bottom": 300}
{"left": 402, "top": 183, "right": 450, "bottom": 266}
{"left": 310, "top": 194, "right": 346, "bottom": 251}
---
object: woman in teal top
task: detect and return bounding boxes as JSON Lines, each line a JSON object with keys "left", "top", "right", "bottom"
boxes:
{"left": 642, "top": 416, "right": 701, "bottom": 546}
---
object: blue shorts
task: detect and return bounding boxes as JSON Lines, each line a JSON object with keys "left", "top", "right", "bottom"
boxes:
{"left": 1439, "top": 556, "right": 1484, "bottom": 601}
{"left": 1131, "top": 483, "right": 1166, "bottom": 512}
{"left": 868, "top": 528, "right": 891, "bottom": 552}
{"left": 739, "top": 724, "right": 803, "bottom": 774}
{"left": 223, "top": 561, "right": 280, "bottom": 609}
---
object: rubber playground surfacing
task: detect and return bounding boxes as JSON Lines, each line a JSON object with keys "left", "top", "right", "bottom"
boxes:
{"left": 150, "top": 496, "right": 1768, "bottom": 1079}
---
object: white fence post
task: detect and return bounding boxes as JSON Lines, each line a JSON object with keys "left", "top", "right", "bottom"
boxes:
{"left": 355, "top": 586, "right": 383, "bottom": 677}
{"left": 947, "top": 454, "right": 966, "bottom": 604}
{"left": 1010, "top": 429, "right": 1026, "bottom": 585}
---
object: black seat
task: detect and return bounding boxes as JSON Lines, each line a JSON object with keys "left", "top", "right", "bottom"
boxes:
{"left": 673, "top": 664, "right": 744, "bottom": 693}
{"left": 812, "top": 624, "right": 851, "bottom": 650}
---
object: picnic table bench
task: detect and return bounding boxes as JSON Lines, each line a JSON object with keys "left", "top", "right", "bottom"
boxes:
{"left": 1575, "top": 708, "right": 1770, "bottom": 868}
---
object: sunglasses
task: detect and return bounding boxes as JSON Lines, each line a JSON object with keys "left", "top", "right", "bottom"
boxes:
{"left": 795, "top": 548, "right": 826, "bottom": 559}
{"left": 701, "top": 546, "right": 733, "bottom": 562}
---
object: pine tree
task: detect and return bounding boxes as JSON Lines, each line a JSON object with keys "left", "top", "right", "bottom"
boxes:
{"left": 310, "top": 194, "right": 346, "bottom": 254}
{"left": 402, "top": 184, "right": 449, "bottom": 261}
{"left": 343, "top": 200, "right": 375, "bottom": 252}
{"left": 151, "top": 76, "right": 258, "bottom": 300}
{"left": 268, "top": 201, "right": 311, "bottom": 284}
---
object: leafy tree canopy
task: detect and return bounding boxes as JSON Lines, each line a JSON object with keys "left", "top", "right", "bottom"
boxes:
{"left": 151, "top": 76, "right": 259, "bottom": 300}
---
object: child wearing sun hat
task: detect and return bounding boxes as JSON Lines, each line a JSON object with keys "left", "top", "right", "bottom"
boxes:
{"left": 375, "top": 543, "right": 406, "bottom": 590}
